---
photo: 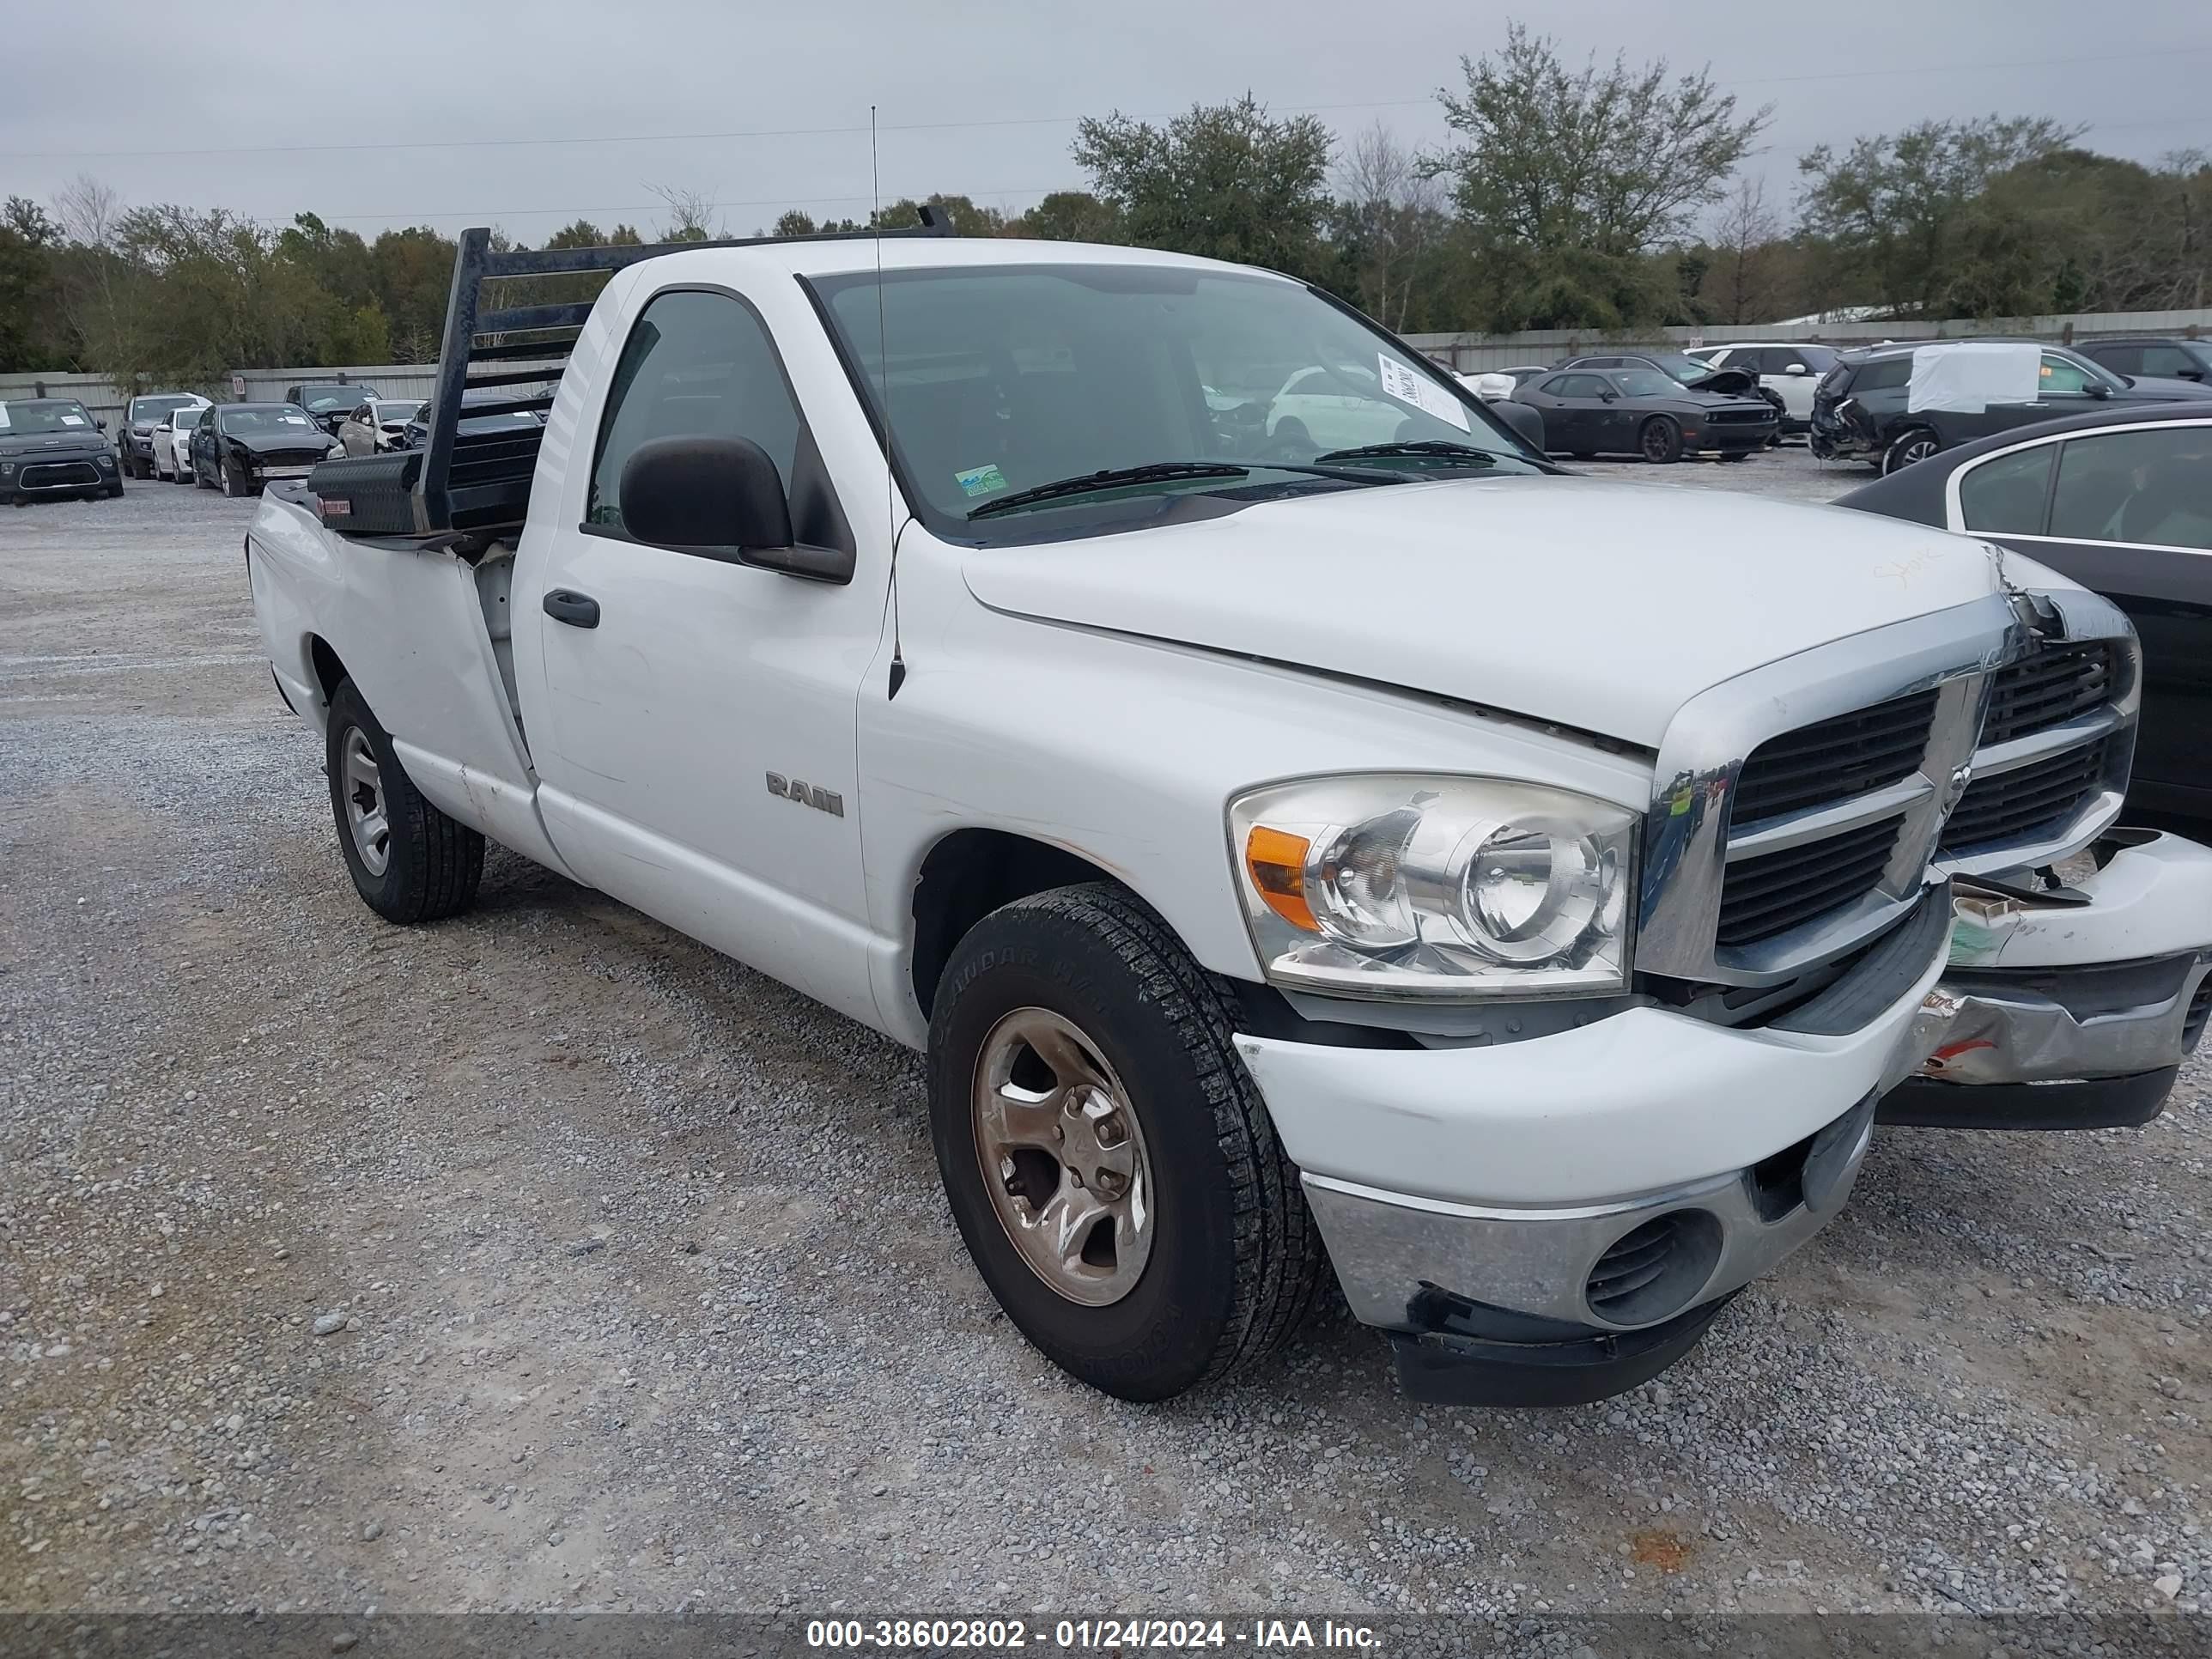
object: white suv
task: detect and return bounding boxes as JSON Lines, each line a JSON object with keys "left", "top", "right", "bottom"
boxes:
{"left": 1684, "top": 343, "right": 1843, "bottom": 433}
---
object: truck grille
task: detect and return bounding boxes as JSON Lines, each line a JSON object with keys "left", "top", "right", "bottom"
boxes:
{"left": 1979, "top": 643, "right": 2113, "bottom": 745}
{"left": 1718, "top": 814, "right": 1905, "bottom": 948}
{"left": 1730, "top": 690, "right": 1938, "bottom": 824}
{"left": 1941, "top": 739, "right": 2109, "bottom": 854}
{"left": 20, "top": 461, "right": 100, "bottom": 489}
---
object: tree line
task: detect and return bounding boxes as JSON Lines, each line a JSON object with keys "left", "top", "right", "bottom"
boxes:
{"left": 4, "top": 22, "right": 2207, "bottom": 391}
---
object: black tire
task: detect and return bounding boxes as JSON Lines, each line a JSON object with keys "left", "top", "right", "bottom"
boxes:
{"left": 324, "top": 678, "right": 484, "bottom": 925}
{"left": 219, "top": 462, "right": 240, "bottom": 497}
{"left": 1881, "top": 428, "right": 1939, "bottom": 476}
{"left": 1638, "top": 416, "right": 1683, "bottom": 465}
{"left": 927, "top": 883, "right": 1323, "bottom": 1401}
{"left": 1719, "top": 450, "right": 1750, "bottom": 462}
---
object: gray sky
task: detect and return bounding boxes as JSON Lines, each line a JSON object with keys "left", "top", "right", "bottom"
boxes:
{"left": 6, "top": 0, "right": 2210, "bottom": 244}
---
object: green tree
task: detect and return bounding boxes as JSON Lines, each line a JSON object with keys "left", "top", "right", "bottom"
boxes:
{"left": 1008, "top": 190, "right": 1122, "bottom": 244}
{"left": 1430, "top": 22, "right": 1771, "bottom": 330}
{"left": 367, "top": 225, "right": 459, "bottom": 362}
{"left": 0, "top": 197, "right": 63, "bottom": 371}
{"left": 1796, "top": 115, "right": 2080, "bottom": 315}
{"left": 1071, "top": 95, "right": 1334, "bottom": 278}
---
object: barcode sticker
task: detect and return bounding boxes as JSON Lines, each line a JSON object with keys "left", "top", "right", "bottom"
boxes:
{"left": 1377, "top": 356, "right": 1470, "bottom": 431}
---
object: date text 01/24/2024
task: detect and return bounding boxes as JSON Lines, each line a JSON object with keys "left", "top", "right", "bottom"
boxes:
{"left": 805, "top": 1620, "right": 1382, "bottom": 1650}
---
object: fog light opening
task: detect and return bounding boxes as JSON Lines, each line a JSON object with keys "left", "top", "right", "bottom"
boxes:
{"left": 1583, "top": 1209, "right": 1723, "bottom": 1328}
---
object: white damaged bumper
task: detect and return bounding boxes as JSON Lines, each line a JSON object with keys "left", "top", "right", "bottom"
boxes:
{"left": 1884, "top": 830, "right": 2212, "bottom": 1128}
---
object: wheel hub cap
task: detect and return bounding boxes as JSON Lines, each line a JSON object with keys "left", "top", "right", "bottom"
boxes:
{"left": 340, "top": 728, "right": 391, "bottom": 876}
{"left": 972, "top": 1007, "right": 1155, "bottom": 1307}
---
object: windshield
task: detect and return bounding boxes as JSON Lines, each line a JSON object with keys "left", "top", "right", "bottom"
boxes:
{"left": 1796, "top": 345, "right": 1841, "bottom": 373}
{"left": 1645, "top": 355, "right": 1716, "bottom": 384}
{"left": 218, "top": 406, "right": 324, "bottom": 435}
{"left": 811, "top": 264, "right": 1535, "bottom": 531}
{"left": 297, "top": 386, "right": 370, "bottom": 413}
{"left": 131, "top": 395, "right": 201, "bottom": 422}
{"left": 0, "top": 400, "right": 97, "bottom": 434}
{"left": 1613, "top": 370, "right": 1675, "bottom": 398}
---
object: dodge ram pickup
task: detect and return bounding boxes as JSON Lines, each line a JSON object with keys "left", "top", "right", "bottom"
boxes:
{"left": 246, "top": 224, "right": 2206, "bottom": 1407}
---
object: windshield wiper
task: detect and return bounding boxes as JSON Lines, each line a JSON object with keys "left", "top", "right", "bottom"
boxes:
{"left": 1312, "top": 441, "right": 1499, "bottom": 466}
{"left": 967, "top": 461, "right": 1250, "bottom": 520}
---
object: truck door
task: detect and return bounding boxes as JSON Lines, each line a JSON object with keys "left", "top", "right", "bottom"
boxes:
{"left": 518, "top": 283, "right": 889, "bottom": 1027}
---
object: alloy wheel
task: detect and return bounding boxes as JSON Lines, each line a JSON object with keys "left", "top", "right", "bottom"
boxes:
{"left": 970, "top": 1006, "right": 1155, "bottom": 1307}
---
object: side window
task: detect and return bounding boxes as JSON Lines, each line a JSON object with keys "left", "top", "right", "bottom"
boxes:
{"left": 1856, "top": 357, "right": 1911, "bottom": 392}
{"left": 2091, "top": 344, "right": 2142, "bottom": 375}
{"left": 586, "top": 289, "right": 803, "bottom": 532}
{"left": 1957, "top": 444, "right": 2055, "bottom": 535}
{"left": 2051, "top": 427, "right": 2212, "bottom": 550}
{"left": 1547, "top": 374, "right": 1597, "bottom": 398}
{"left": 2139, "top": 345, "right": 2195, "bottom": 378}
{"left": 2039, "top": 354, "right": 2095, "bottom": 397}
{"left": 1731, "top": 349, "right": 1771, "bottom": 375}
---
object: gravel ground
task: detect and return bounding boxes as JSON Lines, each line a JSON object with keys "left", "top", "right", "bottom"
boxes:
{"left": 3, "top": 453, "right": 2209, "bottom": 1628}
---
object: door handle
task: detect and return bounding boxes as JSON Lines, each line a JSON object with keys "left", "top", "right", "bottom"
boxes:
{"left": 543, "top": 588, "right": 600, "bottom": 629}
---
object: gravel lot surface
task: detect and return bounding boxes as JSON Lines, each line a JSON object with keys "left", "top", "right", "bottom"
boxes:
{"left": 3, "top": 451, "right": 2208, "bottom": 1628}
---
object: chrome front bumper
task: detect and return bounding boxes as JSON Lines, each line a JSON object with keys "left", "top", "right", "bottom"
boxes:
{"left": 1887, "top": 830, "right": 2212, "bottom": 1127}
{"left": 1304, "top": 1086, "right": 1876, "bottom": 1338}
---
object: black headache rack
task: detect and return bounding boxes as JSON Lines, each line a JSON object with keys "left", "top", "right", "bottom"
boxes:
{"left": 307, "top": 210, "right": 954, "bottom": 539}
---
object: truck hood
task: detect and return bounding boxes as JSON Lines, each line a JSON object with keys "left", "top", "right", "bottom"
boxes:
{"left": 961, "top": 476, "right": 2010, "bottom": 749}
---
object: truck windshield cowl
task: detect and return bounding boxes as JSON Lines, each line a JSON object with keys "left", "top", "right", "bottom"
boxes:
{"left": 809, "top": 263, "right": 1539, "bottom": 538}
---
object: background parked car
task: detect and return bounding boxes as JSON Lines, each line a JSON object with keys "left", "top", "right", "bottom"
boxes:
{"left": 1812, "top": 341, "right": 2212, "bottom": 473}
{"left": 1514, "top": 365, "right": 1776, "bottom": 461}
{"left": 1, "top": 398, "right": 122, "bottom": 503}
{"left": 1556, "top": 351, "right": 1789, "bottom": 433}
{"left": 285, "top": 381, "right": 381, "bottom": 437}
{"left": 397, "top": 386, "right": 549, "bottom": 450}
{"left": 118, "top": 392, "right": 209, "bottom": 478}
{"left": 1460, "top": 365, "right": 1549, "bottom": 402}
{"left": 337, "top": 398, "right": 424, "bottom": 456}
{"left": 2075, "top": 337, "right": 2212, "bottom": 384}
{"left": 1681, "top": 343, "right": 1843, "bottom": 433}
{"left": 154, "top": 401, "right": 210, "bottom": 481}
{"left": 1834, "top": 406, "right": 2212, "bottom": 827}
{"left": 192, "top": 403, "right": 342, "bottom": 496}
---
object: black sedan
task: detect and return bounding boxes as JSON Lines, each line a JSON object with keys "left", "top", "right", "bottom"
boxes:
{"left": 1, "top": 398, "right": 123, "bottom": 504}
{"left": 1515, "top": 367, "right": 1776, "bottom": 462}
{"left": 1834, "top": 405, "right": 2212, "bottom": 826}
{"left": 191, "top": 404, "right": 340, "bottom": 496}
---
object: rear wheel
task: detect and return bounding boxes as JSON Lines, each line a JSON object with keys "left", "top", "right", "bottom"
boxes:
{"left": 927, "top": 884, "right": 1322, "bottom": 1401}
{"left": 324, "top": 678, "right": 484, "bottom": 924}
{"left": 1639, "top": 416, "right": 1683, "bottom": 465}
{"left": 1881, "top": 428, "right": 1940, "bottom": 475}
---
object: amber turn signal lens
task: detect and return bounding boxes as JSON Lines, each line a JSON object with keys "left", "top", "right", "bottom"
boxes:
{"left": 1244, "top": 825, "right": 1317, "bottom": 933}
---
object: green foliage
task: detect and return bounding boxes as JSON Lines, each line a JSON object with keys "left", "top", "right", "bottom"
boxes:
{"left": 1796, "top": 116, "right": 2081, "bottom": 315}
{"left": 1430, "top": 23, "right": 1770, "bottom": 330}
{"left": 1008, "top": 191, "right": 1123, "bottom": 243}
{"left": 1072, "top": 95, "right": 1335, "bottom": 280}
{"left": 0, "top": 197, "right": 64, "bottom": 372}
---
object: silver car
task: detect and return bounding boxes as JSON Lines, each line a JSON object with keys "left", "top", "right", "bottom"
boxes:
{"left": 337, "top": 398, "right": 424, "bottom": 457}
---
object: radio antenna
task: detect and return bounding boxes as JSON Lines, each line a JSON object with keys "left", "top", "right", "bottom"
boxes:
{"left": 872, "top": 105, "right": 908, "bottom": 700}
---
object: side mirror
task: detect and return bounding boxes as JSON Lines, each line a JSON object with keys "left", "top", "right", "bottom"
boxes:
{"left": 2179, "top": 368, "right": 2206, "bottom": 381}
{"left": 1492, "top": 400, "right": 1547, "bottom": 451}
{"left": 619, "top": 435, "right": 854, "bottom": 584}
{"left": 2085, "top": 382, "right": 2112, "bottom": 399}
{"left": 94, "top": 417, "right": 107, "bottom": 431}
{"left": 1784, "top": 363, "right": 1808, "bottom": 375}
{"left": 1597, "top": 390, "right": 1619, "bottom": 403}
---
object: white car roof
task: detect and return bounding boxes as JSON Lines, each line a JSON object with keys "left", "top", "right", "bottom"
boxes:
{"left": 620, "top": 234, "right": 1291, "bottom": 285}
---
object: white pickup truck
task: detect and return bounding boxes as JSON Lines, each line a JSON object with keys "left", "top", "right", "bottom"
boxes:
{"left": 246, "top": 225, "right": 2212, "bottom": 1407}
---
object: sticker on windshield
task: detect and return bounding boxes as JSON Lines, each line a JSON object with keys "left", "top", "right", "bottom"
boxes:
{"left": 954, "top": 463, "right": 1007, "bottom": 498}
{"left": 61, "top": 414, "right": 86, "bottom": 426}
{"left": 1376, "top": 355, "right": 1469, "bottom": 432}
{"left": 278, "top": 413, "right": 312, "bottom": 427}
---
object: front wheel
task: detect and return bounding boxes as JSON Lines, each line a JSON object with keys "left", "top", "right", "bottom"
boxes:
{"left": 1881, "top": 428, "right": 1940, "bottom": 475}
{"left": 325, "top": 678, "right": 485, "bottom": 924}
{"left": 218, "top": 463, "right": 240, "bottom": 497}
{"left": 927, "top": 884, "right": 1322, "bottom": 1401}
{"left": 1639, "top": 416, "right": 1683, "bottom": 465}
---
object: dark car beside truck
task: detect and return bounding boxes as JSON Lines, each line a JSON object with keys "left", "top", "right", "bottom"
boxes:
{"left": 1516, "top": 363, "right": 1777, "bottom": 461}
{"left": 286, "top": 381, "right": 382, "bottom": 437}
{"left": 1835, "top": 404, "right": 2212, "bottom": 829}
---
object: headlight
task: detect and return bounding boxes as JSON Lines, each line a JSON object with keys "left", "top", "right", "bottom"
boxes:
{"left": 1229, "top": 775, "right": 1638, "bottom": 1000}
